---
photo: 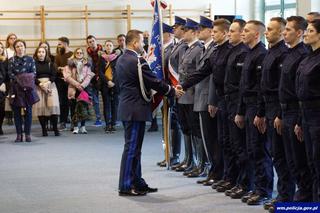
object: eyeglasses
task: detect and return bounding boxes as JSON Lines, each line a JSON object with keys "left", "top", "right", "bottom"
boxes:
{"left": 76, "top": 52, "right": 83, "bottom": 55}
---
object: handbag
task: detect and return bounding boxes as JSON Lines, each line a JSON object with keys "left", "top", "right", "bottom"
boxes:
{"left": 15, "top": 73, "right": 36, "bottom": 91}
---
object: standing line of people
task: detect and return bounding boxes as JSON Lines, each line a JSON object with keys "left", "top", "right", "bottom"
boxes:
{"left": 0, "top": 32, "right": 128, "bottom": 141}
{"left": 152, "top": 12, "right": 320, "bottom": 211}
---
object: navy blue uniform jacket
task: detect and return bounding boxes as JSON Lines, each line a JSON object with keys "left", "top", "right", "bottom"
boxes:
{"left": 116, "top": 49, "right": 175, "bottom": 121}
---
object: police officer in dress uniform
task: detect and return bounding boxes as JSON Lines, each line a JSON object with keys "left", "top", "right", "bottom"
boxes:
{"left": 234, "top": 20, "right": 273, "bottom": 205}
{"left": 192, "top": 16, "right": 219, "bottom": 183}
{"left": 179, "top": 18, "right": 232, "bottom": 187}
{"left": 223, "top": 19, "right": 252, "bottom": 196}
{"left": 187, "top": 16, "right": 216, "bottom": 178}
{"left": 117, "top": 30, "right": 183, "bottom": 196}
{"left": 169, "top": 16, "right": 190, "bottom": 172}
{"left": 175, "top": 18, "right": 204, "bottom": 177}
{"left": 296, "top": 19, "right": 320, "bottom": 202}
{"left": 261, "top": 17, "right": 293, "bottom": 210}
{"left": 266, "top": 16, "right": 313, "bottom": 213}
{"left": 156, "top": 23, "right": 181, "bottom": 168}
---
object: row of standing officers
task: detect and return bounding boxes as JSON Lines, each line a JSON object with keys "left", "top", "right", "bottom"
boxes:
{"left": 157, "top": 13, "right": 320, "bottom": 211}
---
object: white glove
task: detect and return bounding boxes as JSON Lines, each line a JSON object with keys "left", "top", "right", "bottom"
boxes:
{"left": 107, "top": 81, "right": 115, "bottom": 88}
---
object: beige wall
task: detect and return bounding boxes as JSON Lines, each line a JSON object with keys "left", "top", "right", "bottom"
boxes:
{"left": 0, "top": 0, "right": 243, "bottom": 54}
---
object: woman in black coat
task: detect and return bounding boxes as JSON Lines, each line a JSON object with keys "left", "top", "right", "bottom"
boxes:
{"left": 0, "top": 41, "right": 7, "bottom": 135}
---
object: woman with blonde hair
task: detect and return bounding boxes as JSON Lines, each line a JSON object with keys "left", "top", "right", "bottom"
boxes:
{"left": 33, "top": 46, "right": 60, "bottom": 136}
{"left": 63, "top": 48, "right": 94, "bottom": 134}
{"left": 5, "top": 33, "right": 17, "bottom": 59}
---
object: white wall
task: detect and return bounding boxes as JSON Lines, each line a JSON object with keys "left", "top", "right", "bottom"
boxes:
{"left": 311, "top": 0, "right": 320, "bottom": 11}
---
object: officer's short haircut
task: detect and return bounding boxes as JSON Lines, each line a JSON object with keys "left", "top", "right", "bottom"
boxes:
{"left": 232, "top": 19, "right": 246, "bottom": 31}
{"left": 117, "top": 34, "right": 126, "bottom": 39}
{"left": 86, "top": 35, "right": 96, "bottom": 41}
{"left": 58, "top": 36, "right": 70, "bottom": 45}
{"left": 126, "top": 30, "right": 143, "bottom": 45}
{"left": 270, "top": 17, "right": 287, "bottom": 29}
{"left": 246, "top": 20, "right": 265, "bottom": 35}
{"left": 310, "top": 19, "right": 320, "bottom": 33}
{"left": 307, "top": 12, "right": 320, "bottom": 19}
{"left": 287, "top": 16, "right": 308, "bottom": 31}
{"left": 184, "top": 28, "right": 197, "bottom": 33}
{"left": 213, "top": 18, "right": 231, "bottom": 32}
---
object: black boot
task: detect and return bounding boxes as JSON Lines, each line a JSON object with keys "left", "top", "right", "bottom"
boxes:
{"left": 188, "top": 136, "right": 206, "bottom": 177}
{"left": 183, "top": 135, "right": 197, "bottom": 176}
{"left": 175, "top": 134, "right": 192, "bottom": 172}
{"left": 51, "top": 115, "right": 60, "bottom": 136}
{"left": 38, "top": 116, "right": 48, "bottom": 136}
{"left": 173, "top": 134, "right": 189, "bottom": 170}
{"left": 148, "top": 117, "right": 158, "bottom": 132}
{"left": 170, "top": 128, "right": 181, "bottom": 166}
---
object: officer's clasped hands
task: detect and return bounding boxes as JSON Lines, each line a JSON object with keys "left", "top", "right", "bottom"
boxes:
{"left": 174, "top": 85, "right": 185, "bottom": 98}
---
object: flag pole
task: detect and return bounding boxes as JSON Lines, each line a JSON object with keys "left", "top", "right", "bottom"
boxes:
{"left": 157, "top": 0, "right": 171, "bottom": 170}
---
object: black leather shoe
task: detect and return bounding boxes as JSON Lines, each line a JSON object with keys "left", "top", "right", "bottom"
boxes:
{"left": 230, "top": 188, "right": 249, "bottom": 199}
{"left": 171, "top": 161, "right": 185, "bottom": 170}
{"left": 159, "top": 161, "right": 167, "bottom": 167}
{"left": 247, "top": 194, "right": 269, "bottom": 205}
{"left": 175, "top": 164, "right": 188, "bottom": 172}
{"left": 197, "top": 178, "right": 209, "bottom": 184}
{"left": 203, "top": 179, "right": 216, "bottom": 186}
{"left": 263, "top": 198, "right": 277, "bottom": 210}
{"left": 241, "top": 191, "right": 255, "bottom": 203}
{"left": 225, "top": 186, "right": 240, "bottom": 196}
{"left": 211, "top": 180, "right": 226, "bottom": 189}
{"left": 216, "top": 181, "right": 234, "bottom": 192}
{"left": 118, "top": 189, "right": 146, "bottom": 196}
{"left": 183, "top": 166, "right": 196, "bottom": 176}
{"left": 143, "top": 186, "right": 158, "bottom": 193}
{"left": 157, "top": 160, "right": 166, "bottom": 166}
{"left": 187, "top": 169, "right": 203, "bottom": 178}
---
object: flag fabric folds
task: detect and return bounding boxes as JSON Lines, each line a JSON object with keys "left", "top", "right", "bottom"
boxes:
{"left": 147, "top": 0, "right": 164, "bottom": 116}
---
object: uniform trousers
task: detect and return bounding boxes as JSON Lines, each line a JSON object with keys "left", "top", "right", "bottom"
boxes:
{"left": 301, "top": 108, "right": 320, "bottom": 202}
{"left": 226, "top": 96, "right": 252, "bottom": 189}
{"left": 282, "top": 109, "right": 312, "bottom": 201}
{"left": 199, "top": 111, "right": 222, "bottom": 180}
{"left": 265, "top": 102, "right": 295, "bottom": 201}
{"left": 170, "top": 100, "right": 181, "bottom": 159}
{"left": 244, "top": 102, "right": 273, "bottom": 197}
{"left": 119, "top": 121, "right": 147, "bottom": 191}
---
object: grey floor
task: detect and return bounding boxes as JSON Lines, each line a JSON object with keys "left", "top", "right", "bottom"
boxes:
{"left": 0, "top": 123, "right": 265, "bottom": 213}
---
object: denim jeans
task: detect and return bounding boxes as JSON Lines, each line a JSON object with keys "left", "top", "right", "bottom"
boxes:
{"left": 88, "top": 86, "right": 101, "bottom": 121}
{"left": 105, "top": 87, "right": 118, "bottom": 126}
{"left": 12, "top": 105, "right": 32, "bottom": 135}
